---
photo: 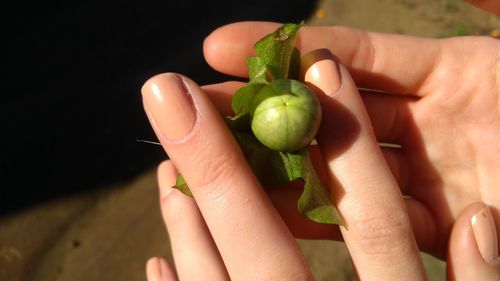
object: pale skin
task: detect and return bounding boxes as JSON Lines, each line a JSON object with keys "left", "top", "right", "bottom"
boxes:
{"left": 141, "top": 3, "right": 500, "bottom": 279}
{"left": 201, "top": 21, "right": 500, "bottom": 259}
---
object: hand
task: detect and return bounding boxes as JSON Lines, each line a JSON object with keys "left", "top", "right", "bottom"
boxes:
{"left": 202, "top": 21, "right": 500, "bottom": 259}
{"left": 140, "top": 51, "right": 499, "bottom": 279}
{"left": 147, "top": 162, "right": 499, "bottom": 280}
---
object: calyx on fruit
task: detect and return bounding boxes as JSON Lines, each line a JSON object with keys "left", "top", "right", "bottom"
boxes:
{"left": 250, "top": 79, "right": 321, "bottom": 152}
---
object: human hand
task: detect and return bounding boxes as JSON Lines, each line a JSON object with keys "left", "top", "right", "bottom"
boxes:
{"left": 140, "top": 51, "right": 499, "bottom": 279}
{"left": 146, "top": 163, "right": 499, "bottom": 280}
{"left": 202, "top": 21, "right": 500, "bottom": 259}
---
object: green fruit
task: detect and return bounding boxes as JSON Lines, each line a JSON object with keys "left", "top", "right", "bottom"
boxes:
{"left": 250, "top": 79, "right": 322, "bottom": 152}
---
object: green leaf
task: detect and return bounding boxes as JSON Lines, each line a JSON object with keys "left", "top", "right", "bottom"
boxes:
{"left": 229, "top": 23, "right": 303, "bottom": 132}
{"left": 173, "top": 22, "right": 344, "bottom": 226}
{"left": 227, "top": 83, "right": 266, "bottom": 131}
{"left": 232, "top": 130, "right": 291, "bottom": 186}
{"left": 247, "top": 56, "right": 270, "bottom": 83}
{"left": 294, "top": 150, "right": 344, "bottom": 225}
{"left": 231, "top": 83, "right": 266, "bottom": 117}
{"left": 252, "top": 22, "right": 302, "bottom": 80}
{"left": 174, "top": 175, "right": 192, "bottom": 197}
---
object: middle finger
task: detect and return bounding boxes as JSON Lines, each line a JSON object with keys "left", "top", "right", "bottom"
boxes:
{"left": 303, "top": 49, "right": 426, "bottom": 280}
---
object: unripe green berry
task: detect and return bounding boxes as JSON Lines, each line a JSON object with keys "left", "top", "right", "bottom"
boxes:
{"left": 250, "top": 79, "right": 322, "bottom": 152}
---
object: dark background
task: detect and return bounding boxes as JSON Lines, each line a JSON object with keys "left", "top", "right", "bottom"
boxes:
{"left": 1, "top": 0, "right": 317, "bottom": 215}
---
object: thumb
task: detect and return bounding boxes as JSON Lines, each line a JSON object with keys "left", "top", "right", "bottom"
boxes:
{"left": 447, "top": 203, "right": 500, "bottom": 280}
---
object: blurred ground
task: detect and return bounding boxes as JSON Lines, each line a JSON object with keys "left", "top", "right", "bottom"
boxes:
{"left": 309, "top": 0, "right": 499, "bottom": 37}
{"left": 1, "top": 0, "right": 498, "bottom": 280}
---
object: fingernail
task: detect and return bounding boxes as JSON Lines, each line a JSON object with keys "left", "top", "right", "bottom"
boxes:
{"left": 471, "top": 206, "right": 499, "bottom": 262}
{"left": 302, "top": 48, "right": 342, "bottom": 96}
{"left": 141, "top": 73, "right": 196, "bottom": 140}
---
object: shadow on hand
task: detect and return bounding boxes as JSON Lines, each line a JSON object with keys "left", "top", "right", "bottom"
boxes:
{"left": 356, "top": 70, "right": 450, "bottom": 259}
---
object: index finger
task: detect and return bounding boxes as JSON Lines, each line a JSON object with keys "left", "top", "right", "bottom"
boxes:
{"left": 203, "top": 21, "right": 441, "bottom": 96}
{"left": 141, "top": 73, "right": 313, "bottom": 280}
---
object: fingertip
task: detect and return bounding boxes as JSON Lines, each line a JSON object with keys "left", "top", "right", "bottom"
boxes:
{"left": 146, "top": 257, "right": 161, "bottom": 281}
{"left": 203, "top": 22, "right": 249, "bottom": 77}
{"left": 146, "top": 257, "right": 177, "bottom": 281}
{"left": 302, "top": 49, "right": 343, "bottom": 97}
{"left": 471, "top": 206, "right": 499, "bottom": 263}
{"left": 203, "top": 25, "right": 227, "bottom": 72}
{"left": 202, "top": 21, "right": 280, "bottom": 77}
{"left": 447, "top": 203, "right": 500, "bottom": 280}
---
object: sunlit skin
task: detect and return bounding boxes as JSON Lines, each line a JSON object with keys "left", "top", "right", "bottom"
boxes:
{"left": 202, "top": 22, "right": 500, "bottom": 259}
{"left": 143, "top": 3, "right": 500, "bottom": 278}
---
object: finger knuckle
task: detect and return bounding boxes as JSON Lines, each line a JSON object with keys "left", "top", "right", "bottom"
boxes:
{"left": 160, "top": 190, "right": 188, "bottom": 224}
{"left": 351, "top": 207, "right": 413, "bottom": 257}
{"left": 192, "top": 151, "right": 238, "bottom": 200}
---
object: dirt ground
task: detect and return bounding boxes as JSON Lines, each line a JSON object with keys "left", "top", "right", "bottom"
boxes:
{"left": 1, "top": 0, "right": 498, "bottom": 280}
{"left": 309, "top": 0, "right": 499, "bottom": 37}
